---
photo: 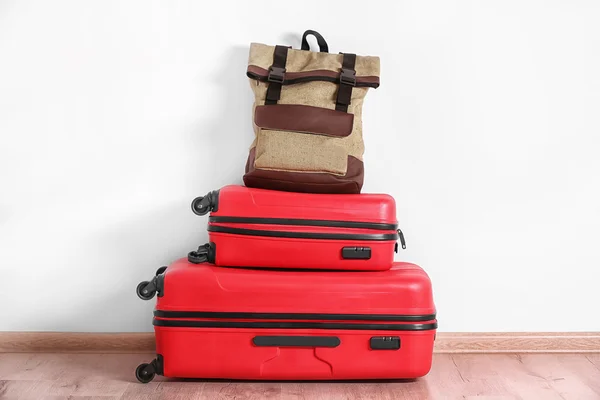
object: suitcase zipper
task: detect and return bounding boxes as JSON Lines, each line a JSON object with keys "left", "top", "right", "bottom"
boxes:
{"left": 397, "top": 229, "right": 406, "bottom": 249}
{"left": 207, "top": 225, "right": 398, "bottom": 241}
{"left": 153, "top": 310, "right": 437, "bottom": 322}
{"left": 208, "top": 216, "right": 397, "bottom": 231}
{"left": 153, "top": 319, "right": 438, "bottom": 331}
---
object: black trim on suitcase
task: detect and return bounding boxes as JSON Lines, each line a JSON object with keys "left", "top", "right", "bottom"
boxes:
{"left": 207, "top": 225, "right": 398, "bottom": 241}
{"left": 153, "top": 310, "right": 436, "bottom": 322}
{"left": 253, "top": 336, "right": 340, "bottom": 347}
{"left": 153, "top": 319, "right": 438, "bottom": 331}
{"left": 209, "top": 216, "right": 398, "bottom": 230}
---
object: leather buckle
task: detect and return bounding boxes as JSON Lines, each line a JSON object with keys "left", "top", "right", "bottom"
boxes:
{"left": 340, "top": 68, "right": 356, "bottom": 86}
{"left": 268, "top": 66, "right": 286, "bottom": 83}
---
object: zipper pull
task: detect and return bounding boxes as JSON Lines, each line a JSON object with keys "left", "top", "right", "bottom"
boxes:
{"left": 397, "top": 229, "right": 406, "bottom": 249}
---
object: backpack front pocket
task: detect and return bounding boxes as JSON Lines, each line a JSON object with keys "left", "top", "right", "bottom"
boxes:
{"left": 254, "top": 129, "right": 349, "bottom": 176}
{"left": 253, "top": 104, "right": 353, "bottom": 176}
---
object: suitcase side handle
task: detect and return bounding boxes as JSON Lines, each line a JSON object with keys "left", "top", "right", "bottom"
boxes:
{"left": 253, "top": 336, "right": 340, "bottom": 348}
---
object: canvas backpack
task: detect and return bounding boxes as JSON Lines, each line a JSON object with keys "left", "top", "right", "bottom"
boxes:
{"left": 243, "top": 30, "right": 380, "bottom": 194}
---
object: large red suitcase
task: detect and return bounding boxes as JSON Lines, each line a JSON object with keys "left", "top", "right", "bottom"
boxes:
{"left": 135, "top": 258, "right": 437, "bottom": 382}
{"left": 188, "top": 185, "right": 405, "bottom": 271}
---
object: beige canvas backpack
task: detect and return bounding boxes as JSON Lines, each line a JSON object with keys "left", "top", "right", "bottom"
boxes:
{"left": 243, "top": 30, "right": 380, "bottom": 194}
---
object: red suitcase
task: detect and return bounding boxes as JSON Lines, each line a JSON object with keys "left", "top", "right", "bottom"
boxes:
{"left": 135, "top": 258, "right": 437, "bottom": 382}
{"left": 188, "top": 185, "right": 405, "bottom": 271}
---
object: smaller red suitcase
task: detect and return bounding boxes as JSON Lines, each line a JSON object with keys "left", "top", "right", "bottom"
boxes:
{"left": 135, "top": 258, "right": 436, "bottom": 382}
{"left": 188, "top": 185, "right": 405, "bottom": 271}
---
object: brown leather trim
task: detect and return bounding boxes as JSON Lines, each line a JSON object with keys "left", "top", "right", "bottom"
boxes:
{"left": 247, "top": 65, "right": 380, "bottom": 88}
{"left": 243, "top": 147, "right": 364, "bottom": 194}
{"left": 254, "top": 105, "right": 354, "bottom": 137}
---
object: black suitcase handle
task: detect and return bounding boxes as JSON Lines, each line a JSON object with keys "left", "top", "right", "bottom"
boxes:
{"left": 253, "top": 336, "right": 340, "bottom": 348}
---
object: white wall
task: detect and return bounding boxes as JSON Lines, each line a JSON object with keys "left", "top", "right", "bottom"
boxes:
{"left": 1, "top": 0, "right": 599, "bottom": 333}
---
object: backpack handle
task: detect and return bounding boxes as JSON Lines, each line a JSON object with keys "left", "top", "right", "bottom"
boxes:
{"left": 301, "top": 30, "right": 329, "bottom": 53}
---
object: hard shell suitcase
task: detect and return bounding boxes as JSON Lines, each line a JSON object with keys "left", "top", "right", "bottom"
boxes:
{"left": 189, "top": 185, "right": 405, "bottom": 271}
{"left": 135, "top": 258, "right": 437, "bottom": 382}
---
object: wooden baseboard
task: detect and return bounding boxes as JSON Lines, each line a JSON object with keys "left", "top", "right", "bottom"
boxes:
{"left": 0, "top": 332, "right": 155, "bottom": 353}
{"left": 434, "top": 332, "right": 600, "bottom": 353}
{"left": 0, "top": 332, "right": 599, "bottom": 354}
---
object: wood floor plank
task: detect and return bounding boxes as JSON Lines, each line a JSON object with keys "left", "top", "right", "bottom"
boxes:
{"left": 279, "top": 381, "right": 430, "bottom": 400}
{"left": 201, "top": 381, "right": 282, "bottom": 399}
{"left": 518, "top": 353, "right": 600, "bottom": 399}
{"left": 555, "top": 354, "right": 600, "bottom": 396}
{"left": 41, "top": 397, "right": 122, "bottom": 400}
{"left": 418, "top": 354, "right": 467, "bottom": 399}
{"left": 477, "top": 354, "right": 563, "bottom": 400}
{"left": 279, "top": 382, "right": 352, "bottom": 400}
{"left": 0, "top": 353, "right": 67, "bottom": 381}
{"left": 585, "top": 354, "right": 600, "bottom": 370}
{"left": 383, "top": 380, "right": 434, "bottom": 400}
{"left": 0, "top": 379, "right": 57, "bottom": 400}
{"left": 119, "top": 381, "right": 206, "bottom": 400}
{"left": 435, "top": 354, "right": 515, "bottom": 399}
{"left": 41, "top": 354, "right": 136, "bottom": 398}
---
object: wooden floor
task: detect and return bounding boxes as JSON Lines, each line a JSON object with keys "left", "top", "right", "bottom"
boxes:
{"left": 0, "top": 353, "right": 599, "bottom": 399}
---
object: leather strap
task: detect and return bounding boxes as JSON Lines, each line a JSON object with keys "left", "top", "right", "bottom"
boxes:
{"left": 335, "top": 53, "right": 357, "bottom": 113}
{"left": 301, "top": 30, "right": 329, "bottom": 53}
{"left": 265, "top": 45, "right": 289, "bottom": 105}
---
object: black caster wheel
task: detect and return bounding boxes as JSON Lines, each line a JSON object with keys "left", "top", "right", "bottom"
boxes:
{"left": 135, "top": 363, "right": 155, "bottom": 383}
{"left": 136, "top": 281, "right": 155, "bottom": 301}
{"left": 155, "top": 266, "right": 167, "bottom": 276}
{"left": 191, "top": 196, "right": 210, "bottom": 216}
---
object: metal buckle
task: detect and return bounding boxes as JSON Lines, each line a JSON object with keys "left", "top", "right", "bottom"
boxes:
{"left": 340, "top": 68, "right": 356, "bottom": 86}
{"left": 268, "top": 66, "right": 286, "bottom": 83}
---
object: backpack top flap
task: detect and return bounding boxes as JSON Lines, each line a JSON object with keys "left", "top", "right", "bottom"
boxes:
{"left": 247, "top": 42, "right": 380, "bottom": 88}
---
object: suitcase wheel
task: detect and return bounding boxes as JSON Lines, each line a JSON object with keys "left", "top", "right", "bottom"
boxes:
{"left": 135, "top": 363, "right": 155, "bottom": 383}
{"left": 136, "top": 281, "right": 156, "bottom": 301}
{"left": 191, "top": 196, "right": 210, "bottom": 216}
{"left": 155, "top": 266, "right": 167, "bottom": 276}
